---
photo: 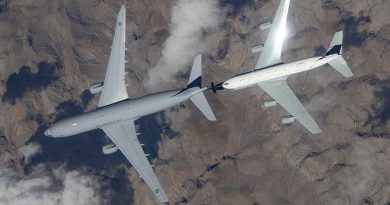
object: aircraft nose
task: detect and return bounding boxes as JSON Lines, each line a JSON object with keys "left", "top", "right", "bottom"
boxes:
{"left": 44, "top": 128, "right": 51, "bottom": 136}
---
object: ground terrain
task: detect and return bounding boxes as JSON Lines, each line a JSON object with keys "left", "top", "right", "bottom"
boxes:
{"left": 0, "top": 0, "right": 390, "bottom": 204}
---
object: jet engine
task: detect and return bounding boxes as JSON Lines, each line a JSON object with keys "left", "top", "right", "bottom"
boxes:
{"left": 102, "top": 144, "right": 118, "bottom": 155}
{"left": 251, "top": 44, "right": 264, "bottom": 53}
{"left": 89, "top": 82, "right": 104, "bottom": 94}
{"left": 282, "top": 116, "right": 295, "bottom": 125}
{"left": 260, "top": 21, "right": 272, "bottom": 30}
{"left": 263, "top": 100, "right": 277, "bottom": 108}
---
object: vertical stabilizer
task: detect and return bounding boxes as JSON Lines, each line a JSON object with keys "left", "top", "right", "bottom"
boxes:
{"left": 187, "top": 54, "right": 202, "bottom": 88}
{"left": 326, "top": 31, "right": 343, "bottom": 56}
{"left": 326, "top": 31, "right": 354, "bottom": 78}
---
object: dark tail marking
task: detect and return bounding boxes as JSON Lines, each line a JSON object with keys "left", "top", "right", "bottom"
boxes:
{"left": 187, "top": 76, "right": 202, "bottom": 88}
{"left": 326, "top": 44, "right": 342, "bottom": 56}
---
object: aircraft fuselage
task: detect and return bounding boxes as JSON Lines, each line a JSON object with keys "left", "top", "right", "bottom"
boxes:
{"left": 45, "top": 89, "right": 195, "bottom": 137}
{"left": 222, "top": 55, "right": 338, "bottom": 90}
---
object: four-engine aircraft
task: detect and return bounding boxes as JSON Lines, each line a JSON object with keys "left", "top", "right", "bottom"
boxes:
{"left": 211, "top": 0, "right": 353, "bottom": 134}
{"left": 44, "top": 6, "right": 216, "bottom": 203}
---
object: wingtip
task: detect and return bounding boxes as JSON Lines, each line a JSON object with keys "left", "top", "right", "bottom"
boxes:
{"left": 119, "top": 5, "right": 126, "bottom": 14}
{"left": 209, "top": 116, "right": 217, "bottom": 121}
{"left": 118, "top": 5, "right": 126, "bottom": 16}
{"left": 311, "top": 129, "right": 322, "bottom": 135}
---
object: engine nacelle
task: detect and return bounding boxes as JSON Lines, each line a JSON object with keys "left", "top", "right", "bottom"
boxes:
{"left": 89, "top": 82, "right": 104, "bottom": 94}
{"left": 251, "top": 44, "right": 264, "bottom": 53}
{"left": 260, "top": 21, "right": 273, "bottom": 30}
{"left": 263, "top": 100, "right": 277, "bottom": 108}
{"left": 282, "top": 116, "right": 295, "bottom": 125}
{"left": 102, "top": 144, "right": 118, "bottom": 155}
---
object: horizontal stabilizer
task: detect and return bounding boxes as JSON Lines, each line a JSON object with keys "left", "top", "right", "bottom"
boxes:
{"left": 190, "top": 92, "right": 216, "bottom": 121}
{"left": 328, "top": 56, "right": 353, "bottom": 77}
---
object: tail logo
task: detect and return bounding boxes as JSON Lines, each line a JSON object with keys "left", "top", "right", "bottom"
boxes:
{"left": 326, "top": 44, "right": 342, "bottom": 56}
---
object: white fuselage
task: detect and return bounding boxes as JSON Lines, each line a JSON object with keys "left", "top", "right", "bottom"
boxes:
{"left": 222, "top": 55, "right": 338, "bottom": 90}
{"left": 44, "top": 87, "right": 205, "bottom": 138}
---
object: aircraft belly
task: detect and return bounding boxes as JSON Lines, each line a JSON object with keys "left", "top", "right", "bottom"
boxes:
{"left": 127, "top": 93, "right": 187, "bottom": 118}
{"left": 233, "top": 83, "right": 256, "bottom": 90}
{"left": 243, "top": 61, "right": 316, "bottom": 87}
{"left": 298, "top": 57, "right": 331, "bottom": 72}
{"left": 55, "top": 90, "right": 188, "bottom": 136}
{"left": 54, "top": 112, "right": 110, "bottom": 137}
{"left": 259, "top": 56, "right": 335, "bottom": 83}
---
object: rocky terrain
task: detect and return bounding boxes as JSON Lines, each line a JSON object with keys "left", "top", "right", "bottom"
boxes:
{"left": 0, "top": 0, "right": 390, "bottom": 204}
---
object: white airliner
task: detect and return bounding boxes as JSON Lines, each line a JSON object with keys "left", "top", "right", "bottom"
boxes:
{"left": 211, "top": 0, "right": 353, "bottom": 134}
{"left": 44, "top": 6, "right": 216, "bottom": 204}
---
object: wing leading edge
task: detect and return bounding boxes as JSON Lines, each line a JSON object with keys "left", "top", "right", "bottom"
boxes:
{"left": 258, "top": 78, "right": 321, "bottom": 134}
{"left": 102, "top": 121, "right": 169, "bottom": 203}
{"left": 255, "top": 0, "right": 291, "bottom": 69}
{"left": 98, "top": 5, "right": 128, "bottom": 107}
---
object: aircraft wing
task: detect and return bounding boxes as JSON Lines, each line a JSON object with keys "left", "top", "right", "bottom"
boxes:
{"left": 255, "top": 0, "right": 290, "bottom": 69}
{"left": 258, "top": 78, "right": 321, "bottom": 134}
{"left": 98, "top": 6, "right": 128, "bottom": 107}
{"left": 101, "top": 121, "right": 169, "bottom": 203}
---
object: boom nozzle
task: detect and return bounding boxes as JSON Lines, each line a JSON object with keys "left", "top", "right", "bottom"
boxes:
{"left": 210, "top": 82, "right": 224, "bottom": 93}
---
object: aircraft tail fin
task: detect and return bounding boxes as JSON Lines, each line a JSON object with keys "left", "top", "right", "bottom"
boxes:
{"left": 186, "top": 54, "right": 216, "bottom": 121}
{"left": 326, "top": 31, "right": 343, "bottom": 56}
{"left": 187, "top": 54, "right": 202, "bottom": 88}
{"left": 326, "top": 31, "right": 354, "bottom": 78}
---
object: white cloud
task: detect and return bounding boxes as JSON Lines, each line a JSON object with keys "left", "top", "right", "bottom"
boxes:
{"left": 59, "top": 169, "right": 103, "bottom": 205}
{"left": 0, "top": 143, "right": 109, "bottom": 205}
{"left": 145, "top": 0, "right": 221, "bottom": 90}
{"left": 349, "top": 140, "right": 377, "bottom": 203}
{"left": 18, "top": 142, "right": 41, "bottom": 164}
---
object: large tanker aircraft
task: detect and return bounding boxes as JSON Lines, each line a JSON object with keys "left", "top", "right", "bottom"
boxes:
{"left": 44, "top": 6, "right": 216, "bottom": 204}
